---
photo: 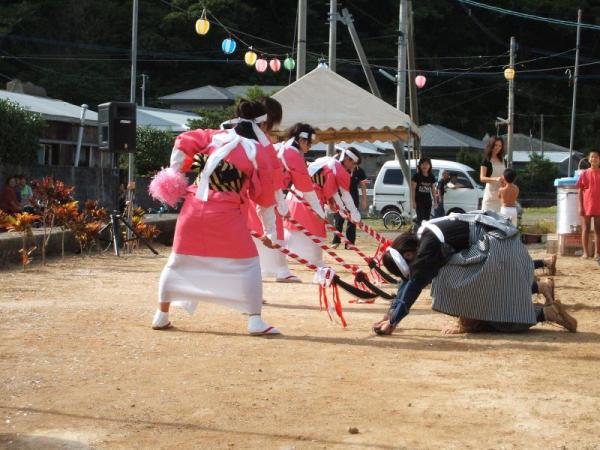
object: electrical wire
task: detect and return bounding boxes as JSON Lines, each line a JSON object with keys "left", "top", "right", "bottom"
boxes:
{"left": 455, "top": 0, "right": 600, "bottom": 31}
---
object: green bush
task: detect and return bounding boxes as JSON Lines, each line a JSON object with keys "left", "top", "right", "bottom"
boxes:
{"left": 457, "top": 148, "right": 482, "bottom": 172}
{"left": 516, "top": 152, "right": 559, "bottom": 193}
{"left": 0, "top": 99, "right": 45, "bottom": 165}
{"left": 133, "top": 126, "right": 175, "bottom": 176}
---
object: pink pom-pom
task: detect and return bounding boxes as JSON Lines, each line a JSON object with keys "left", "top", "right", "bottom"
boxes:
{"left": 148, "top": 168, "right": 189, "bottom": 208}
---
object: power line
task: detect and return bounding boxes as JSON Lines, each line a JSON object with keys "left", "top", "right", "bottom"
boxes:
{"left": 456, "top": 0, "right": 600, "bottom": 31}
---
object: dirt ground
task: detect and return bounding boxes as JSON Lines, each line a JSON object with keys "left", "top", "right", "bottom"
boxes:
{"left": 1, "top": 233, "right": 599, "bottom": 450}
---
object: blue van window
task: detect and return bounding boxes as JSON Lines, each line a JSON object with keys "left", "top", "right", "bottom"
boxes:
{"left": 383, "top": 169, "right": 404, "bottom": 185}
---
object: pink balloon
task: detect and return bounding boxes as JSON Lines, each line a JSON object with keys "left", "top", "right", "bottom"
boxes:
{"left": 269, "top": 58, "right": 281, "bottom": 72}
{"left": 256, "top": 58, "right": 268, "bottom": 73}
{"left": 415, "top": 75, "right": 426, "bottom": 89}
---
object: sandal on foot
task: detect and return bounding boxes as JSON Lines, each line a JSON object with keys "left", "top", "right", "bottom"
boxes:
{"left": 248, "top": 315, "right": 281, "bottom": 336}
{"left": 276, "top": 275, "right": 302, "bottom": 283}
{"left": 152, "top": 310, "right": 173, "bottom": 330}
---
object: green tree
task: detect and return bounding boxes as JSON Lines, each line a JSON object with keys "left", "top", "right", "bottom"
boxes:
{"left": 133, "top": 126, "right": 175, "bottom": 176}
{"left": 0, "top": 99, "right": 45, "bottom": 165}
{"left": 187, "top": 106, "right": 234, "bottom": 130}
{"left": 457, "top": 148, "right": 482, "bottom": 173}
{"left": 516, "top": 152, "right": 560, "bottom": 193}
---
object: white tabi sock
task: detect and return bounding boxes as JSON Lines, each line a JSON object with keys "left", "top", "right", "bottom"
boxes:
{"left": 247, "top": 315, "right": 280, "bottom": 335}
{"left": 152, "top": 310, "right": 170, "bottom": 328}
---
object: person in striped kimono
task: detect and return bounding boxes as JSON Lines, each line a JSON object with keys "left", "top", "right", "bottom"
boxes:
{"left": 374, "top": 212, "right": 577, "bottom": 335}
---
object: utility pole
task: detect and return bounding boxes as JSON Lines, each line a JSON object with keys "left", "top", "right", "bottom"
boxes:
{"left": 406, "top": 0, "right": 420, "bottom": 159}
{"left": 506, "top": 36, "right": 516, "bottom": 168}
{"left": 540, "top": 113, "right": 545, "bottom": 158}
{"left": 390, "top": 0, "right": 412, "bottom": 214}
{"left": 296, "top": 0, "right": 307, "bottom": 79}
{"left": 340, "top": 8, "right": 381, "bottom": 98}
{"left": 327, "top": 0, "right": 338, "bottom": 156}
{"left": 126, "top": 0, "right": 139, "bottom": 244}
{"left": 397, "top": 0, "right": 408, "bottom": 112}
{"left": 568, "top": 9, "right": 582, "bottom": 177}
{"left": 141, "top": 73, "right": 148, "bottom": 107}
{"left": 74, "top": 104, "right": 88, "bottom": 167}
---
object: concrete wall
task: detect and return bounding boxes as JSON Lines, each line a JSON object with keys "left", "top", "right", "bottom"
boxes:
{"left": 0, "top": 165, "right": 120, "bottom": 211}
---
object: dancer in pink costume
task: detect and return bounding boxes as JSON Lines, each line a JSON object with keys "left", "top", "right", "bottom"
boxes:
{"left": 149, "top": 100, "right": 280, "bottom": 335}
{"left": 284, "top": 142, "right": 362, "bottom": 267}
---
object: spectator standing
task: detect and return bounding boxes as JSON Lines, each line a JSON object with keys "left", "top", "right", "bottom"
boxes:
{"left": 411, "top": 157, "right": 437, "bottom": 227}
{"left": 332, "top": 147, "right": 368, "bottom": 248}
{"left": 576, "top": 149, "right": 600, "bottom": 260}
{"left": 480, "top": 136, "right": 506, "bottom": 212}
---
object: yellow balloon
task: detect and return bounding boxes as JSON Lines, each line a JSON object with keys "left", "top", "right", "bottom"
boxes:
{"left": 195, "top": 18, "right": 210, "bottom": 36}
{"left": 244, "top": 50, "right": 258, "bottom": 66}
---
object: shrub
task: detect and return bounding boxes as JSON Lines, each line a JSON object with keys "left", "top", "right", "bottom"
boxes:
{"left": 0, "top": 99, "right": 45, "bottom": 165}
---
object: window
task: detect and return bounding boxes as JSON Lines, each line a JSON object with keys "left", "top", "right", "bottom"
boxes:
{"left": 382, "top": 169, "right": 404, "bottom": 185}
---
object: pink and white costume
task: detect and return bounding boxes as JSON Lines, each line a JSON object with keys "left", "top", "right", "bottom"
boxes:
{"left": 283, "top": 155, "right": 360, "bottom": 267}
{"left": 157, "top": 127, "right": 274, "bottom": 317}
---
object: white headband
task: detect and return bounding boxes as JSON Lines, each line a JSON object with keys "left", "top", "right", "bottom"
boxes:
{"left": 338, "top": 147, "right": 358, "bottom": 162}
{"left": 219, "top": 116, "right": 270, "bottom": 147}
{"left": 298, "top": 131, "right": 312, "bottom": 140}
{"left": 386, "top": 247, "right": 410, "bottom": 279}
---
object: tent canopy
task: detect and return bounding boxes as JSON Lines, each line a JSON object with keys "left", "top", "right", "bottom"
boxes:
{"left": 271, "top": 67, "right": 418, "bottom": 143}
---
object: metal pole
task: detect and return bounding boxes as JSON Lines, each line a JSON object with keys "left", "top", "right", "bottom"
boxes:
{"left": 327, "top": 0, "right": 337, "bottom": 156}
{"left": 341, "top": 8, "right": 381, "bottom": 98}
{"left": 397, "top": 0, "right": 408, "bottom": 112}
{"left": 406, "top": 0, "right": 420, "bottom": 159}
{"left": 568, "top": 9, "right": 582, "bottom": 177}
{"left": 540, "top": 113, "right": 544, "bottom": 158}
{"left": 74, "top": 104, "right": 88, "bottom": 167}
{"left": 390, "top": 0, "right": 412, "bottom": 214}
{"left": 126, "top": 0, "right": 139, "bottom": 244}
{"left": 141, "top": 73, "right": 147, "bottom": 107}
{"left": 296, "top": 0, "right": 307, "bottom": 79}
{"left": 506, "top": 36, "right": 516, "bottom": 168}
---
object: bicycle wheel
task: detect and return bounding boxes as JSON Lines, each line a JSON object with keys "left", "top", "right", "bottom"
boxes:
{"left": 382, "top": 210, "right": 404, "bottom": 230}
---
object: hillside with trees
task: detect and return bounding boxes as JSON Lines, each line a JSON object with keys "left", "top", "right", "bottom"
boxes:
{"left": 1, "top": 0, "right": 599, "bottom": 150}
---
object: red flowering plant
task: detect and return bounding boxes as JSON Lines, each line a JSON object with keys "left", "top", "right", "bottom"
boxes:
{"left": 3, "top": 212, "right": 41, "bottom": 270}
{"left": 32, "top": 177, "right": 75, "bottom": 265}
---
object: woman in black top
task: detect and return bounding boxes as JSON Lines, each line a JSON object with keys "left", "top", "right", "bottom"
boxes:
{"left": 411, "top": 157, "right": 437, "bottom": 227}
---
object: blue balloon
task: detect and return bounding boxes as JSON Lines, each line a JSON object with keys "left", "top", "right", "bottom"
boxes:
{"left": 221, "top": 38, "right": 236, "bottom": 55}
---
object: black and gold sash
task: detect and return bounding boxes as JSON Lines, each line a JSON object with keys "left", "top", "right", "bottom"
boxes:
{"left": 311, "top": 168, "right": 326, "bottom": 188}
{"left": 191, "top": 153, "right": 244, "bottom": 193}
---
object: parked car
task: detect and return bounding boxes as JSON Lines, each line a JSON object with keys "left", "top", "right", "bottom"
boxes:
{"left": 369, "top": 159, "right": 484, "bottom": 222}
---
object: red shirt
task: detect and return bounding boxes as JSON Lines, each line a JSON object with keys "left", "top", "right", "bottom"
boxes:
{"left": 0, "top": 186, "right": 20, "bottom": 213}
{"left": 576, "top": 168, "right": 600, "bottom": 216}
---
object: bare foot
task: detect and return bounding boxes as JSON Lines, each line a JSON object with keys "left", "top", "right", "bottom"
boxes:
{"left": 373, "top": 320, "right": 397, "bottom": 335}
{"left": 537, "top": 278, "right": 555, "bottom": 306}
{"left": 441, "top": 323, "right": 467, "bottom": 335}
{"left": 543, "top": 300, "right": 577, "bottom": 332}
{"left": 544, "top": 255, "right": 557, "bottom": 275}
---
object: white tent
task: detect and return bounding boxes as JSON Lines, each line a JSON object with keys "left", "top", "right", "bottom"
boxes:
{"left": 271, "top": 67, "right": 418, "bottom": 143}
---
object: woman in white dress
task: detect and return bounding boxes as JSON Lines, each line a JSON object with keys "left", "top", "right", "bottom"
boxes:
{"left": 480, "top": 136, "right": 506, "bottom": 212}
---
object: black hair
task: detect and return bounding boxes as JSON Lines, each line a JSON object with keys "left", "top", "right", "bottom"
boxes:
{"left": 344, "top": 146, "right": 362, "bottom": 165}
{"left": 587, "top": 149, "right": 600, "bottom": 158}
{"left": 259, "top": 97, "right": 282, "bottom": 131}
{"left": 381, "top": 232, "right": 419, "bottom": 277}
{"left": 417, "top": 157, "right": 432, "bottom": 175}
{"left": 503, "top": 168, "right": 517, "bottom": 183}
{"left": 484, "top": 135, "right": 505, "bottom": 161}
{"left": 285, "top": 123, "right": 315, "bottom": 145}
{"left": 233, "top": 99, "right": 267, "bottom": 140}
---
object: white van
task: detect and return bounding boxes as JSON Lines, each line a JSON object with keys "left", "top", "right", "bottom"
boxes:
{"left": 369, "top": 159, "right": 484, "bottom": 218}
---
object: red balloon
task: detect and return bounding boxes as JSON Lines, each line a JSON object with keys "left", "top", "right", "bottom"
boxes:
{"left": 415, "top": 75, "right": 427, "bottom": 89}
